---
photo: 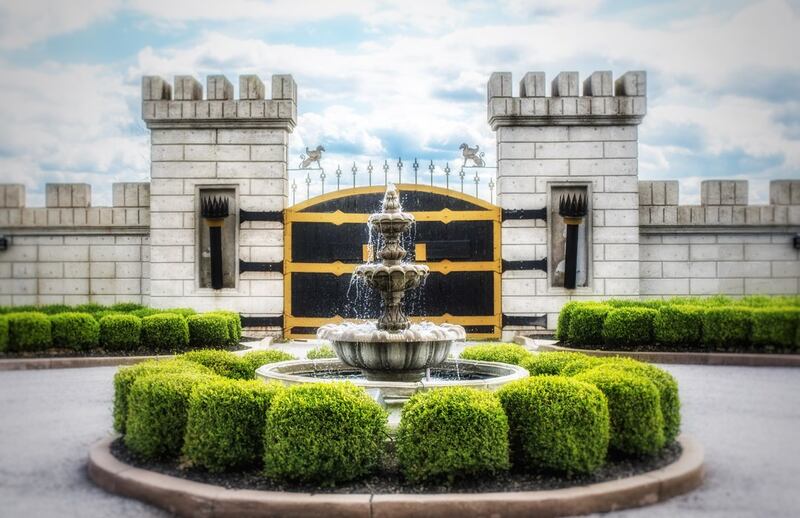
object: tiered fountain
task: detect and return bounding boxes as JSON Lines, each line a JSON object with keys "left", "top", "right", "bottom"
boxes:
{"left": 257, "top": 185, "right": 527, "bottom": 425}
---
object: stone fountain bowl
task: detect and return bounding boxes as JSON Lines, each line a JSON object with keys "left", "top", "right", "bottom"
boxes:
{"left": 354, "top": 264, "right": 429, "bottom": 294}
{"left": 368, "top": 212, "right": 414, "bottom": 234}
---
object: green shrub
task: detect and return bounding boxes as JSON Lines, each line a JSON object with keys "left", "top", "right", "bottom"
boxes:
{"left": 555, "top": 302, "right": 581, "bottom": 342}
{"left": 7, "top": 312, "right": 51, "bottom": 352}
{"left": 110, "top": 302, "right": 145, "bottom": 313}
{"left": 567, "top": 305, "right": 611, "bottom": 345}
{"left": 497, "top": 376, "right": 609, "bottom": 474}
{"left": 183, "top": 378, "right": 283, "bottom": 472}
{"left": 180, "top": 349, "right": 251, "bottom": 380}
{"left": 124, "top": 371, "right": 216, "bottom": 459}
{"left": 164, "top": 307, "right": 196, "bottom": 318}
{"left": 751, "top": 308, "right": 799, "bottom": 352}
{"left": 575, "top": 366, "right": 665, "bottom": 456}
{"left": 459, "top": 343, "right": 531, "bottom": 365}
{"left": 99, "top": 314, "right": 142, "bottom": 351}
{"left": 49, "top": 312, "right": 100, "bottom": 350}
{"left": 653, "top": 305, "right": 704, "bottom": 347}
{"left": 242, "top": 349, "right": 296, "bottom": 376}
{"left": 131, "top": 308, "right": 162, "bottom": 318}
{"left": 141, "top": 313, "right": 189, "bottom": 351}
{"left": 187, "top": 314, "right": 230, "bottom": 348}
{"left": 559, "top": 355, "right": 605, "bottom": 376}
{"left": 207, "top": 311, "right": 242, "bottom": 346}
{"left": 264, "top": 382, "right": 387, "bottom": 485}
{"left": 602, "top": 307, "right": 657, "bottom": 347}
{"left": 397, "top": 387, "right": 510, "bottom": 483}
{"left": 74, "top": 303, "right": 108, "bottom": 314}
{"left": 0, "top": 316, "right": 8, "bottom": 352}
{"left": 113, "top": 359, "right": 213, "bottom": 433}
{"left": 599, "top": 357, "right": 681, "bottom": 443}
{"left": 307, "top": 344, "right": 337, "bottom": 360}
{"left": 38, "top": 304, "right": 73, "bottom": 315}
{"left": 520, "top": 352, "right": 591, "bottom": 376}
{"left": 702, "top": 307, "right": 752, "bottom": 351}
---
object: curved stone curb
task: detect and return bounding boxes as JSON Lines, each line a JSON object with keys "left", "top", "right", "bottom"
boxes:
{"left": 524, "top": 339, "right": 800, "bottom": 367}
{"left": 87, "top": 435, "right": 704, "bottom": 518}
{"left": 0, "top": 339, "right": 273, "bottom": 371}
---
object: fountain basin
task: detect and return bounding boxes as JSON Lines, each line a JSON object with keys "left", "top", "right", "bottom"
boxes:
{"left": 256, "top": 358, "right": 529, "bottom": 430}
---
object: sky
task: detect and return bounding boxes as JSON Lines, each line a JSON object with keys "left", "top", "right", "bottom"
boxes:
{"left": 0, "top": 0, "right": 798, "bottom": 206}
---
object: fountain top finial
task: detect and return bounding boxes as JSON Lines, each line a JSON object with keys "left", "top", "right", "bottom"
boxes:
{"left": 382, "top": 184, "right": 401, "bottom": 214}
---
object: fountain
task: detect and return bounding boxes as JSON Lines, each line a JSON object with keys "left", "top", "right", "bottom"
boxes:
{"left": 257, "top": 185, "right": 528, "bottom": 426}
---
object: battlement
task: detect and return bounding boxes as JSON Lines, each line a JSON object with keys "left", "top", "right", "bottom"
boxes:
{"left": 141, "top": 74, "right": 297, "bottom": 130}
{"left": 487, "top": 70, "right": 646, "bottom": 129}
{"left": 640, "top": 179, "right": 800, "bottom": 226}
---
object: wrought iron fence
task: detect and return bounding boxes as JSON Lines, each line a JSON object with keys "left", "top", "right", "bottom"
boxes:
{"left": 287, "top": 157, "right": 497, "bottom": 206}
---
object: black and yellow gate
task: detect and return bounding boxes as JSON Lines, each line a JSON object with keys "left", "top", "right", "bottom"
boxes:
{"left": 284, "top": 185, "right": 501, "bottom": 339}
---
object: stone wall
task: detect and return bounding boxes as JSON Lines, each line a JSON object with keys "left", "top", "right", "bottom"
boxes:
{"left": 0, "top": 183, "right": 150, "bottom": 306}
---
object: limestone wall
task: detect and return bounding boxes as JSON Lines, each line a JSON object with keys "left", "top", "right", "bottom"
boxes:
{"left": 0, "top": 183, "right": 150, "bottom": 306}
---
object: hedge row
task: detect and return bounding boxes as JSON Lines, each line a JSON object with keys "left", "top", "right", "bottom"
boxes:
{"left": 115, "top": 347, "right": 678, "bottom": 485}
{"left": 0, "top": 308, "right": 244, "bottom": 353}
{"left": 557, "top": 299, "right": 800, "bottom": 352}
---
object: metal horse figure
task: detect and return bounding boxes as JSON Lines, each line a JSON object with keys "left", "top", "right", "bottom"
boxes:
{"left": 459, "top": 143, "right": 485, "bottom": 167}
{"left": 301, "top": 145, "right": 325, "bottom": 169}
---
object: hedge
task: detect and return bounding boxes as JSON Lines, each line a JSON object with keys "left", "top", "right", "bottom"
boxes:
{"left": 602, "top": 307, "right": 657, "bottom": 347}
{"left": 187, "top": 314, "right": 230, "bottom": 348}
{"left": 307, "top": 344, "right": 337, "bottom": 360}
{"left": 497, "top": 376, "right": 609, "bottom": 474}
{"left": 99, "top": 314, "right": 142, "bottom": 351}
{"left": 751, "top": 308, "right": 799, "bottom": 352}
{"left": 653, "top": 305, "right": 704, "bottom": 347}
{"left": 183, "top": 379, "right": 283, "bottom": 471}
{"left": 397, "top": 387, "right": 510, "bottom": 483}
{"left": 520, "top": 352, "right": 590, "bottom": 376}
{"left": 207, "top": 311, "right": 242, "bottom": 347}
{"left": 49, "top": 312, "right": 100, "bottom": 350}
{"left": 141, "top": 313, "right": 189, "bottom": 351}
{"left": 180, "top": 349, "right": 252, "bottom": 380}
{"left": 263, "top": 382, "right": 387, "bottom": 485}
{"left": 124, "top": 371, "right": 216, "bottom": 459}
{"left": 113, "top": 359, "right": 213, "bottom": 433}
{"left": 241, "top": 350, "right": 297, "bottom": 375}
{"left": 555, "top": 301, "right": 581, "bottom": 342}
{"left": 575, "top": 366, "right": 665, "bottom": 456}
{"left": 559, "top": 355, "right": 605, "bottom": 376}
{"left": 7, "top": 312, "right": 51, "bottom": 352}
{"left": 567, "top": 305, "right": 611, "bottom": 345}
{"left": 0, "top": 316, "right": 8, "bottom": 352}
{"left": 459, "top": 343, "right": 531, "bottom": 365}
{"left": 702, "top": 307, "right": 752, "bottom": 351}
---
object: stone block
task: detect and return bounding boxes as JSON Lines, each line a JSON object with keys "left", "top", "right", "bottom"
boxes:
{"left": 151, "top": 129, "right": 215, "bottom": 145}
{"left": 239, "top": 75, "right": 265, "bottom": 100}
{"left": 604, "top": 142, "right": 637, "bottom": 158}
{"left": 583, "top": 71, "right": 612, "bottom": 96}
{"left": 745, "top": 278, "right": 799, "bottom": 295}
{"left": 640, "top": 278, "right": 688, "bottom": 295}
{"left": 487, "top": 72, "right": 512, "bottom": 99}
{"left": 271, "top": 74, "right": 297, "bottom": 103}
{"left": 173, "top": 76, "right": 202, "bottom": 100}
{"left": 142, "top": 76, "right": 171, "bottom": 101}
{"left": 207, "top": 75, "right": 233, "bottom": 100}
{"left": 1, "top": 184, "right": 25, "bottom": 208}
{"left": 519, "top": 72, "right": 545, "bottom": 97}
{"left": 536, "top": 142, "right": 602, "bottom": 159}
{"left": 690, "top": 278, "right": 744, "bottom": 295}
{"left": 614, "top": 71, "right": 646, "bottom": 96}
{"left": 217, "top": 129, "right": 285, "bottom": 145}
{"left": 769, "top": 180, "right": 800, "bottom": 205}
{"left": 551, "top": 72, "right": 579, "bottom": 96}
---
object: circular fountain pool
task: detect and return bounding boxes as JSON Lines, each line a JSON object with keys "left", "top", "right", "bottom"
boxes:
{"left": 256, "top": 358, "right": 529, "bottom": 429}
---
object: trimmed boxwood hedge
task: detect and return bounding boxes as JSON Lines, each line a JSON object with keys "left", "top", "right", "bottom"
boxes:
{"left": 49, "top": 312, "right": 100, "bottom": 350}
{"left": 750, "top": 307, "right": 799, "bottom": 352}
{"left": 113, "top": 359, "right": 213, "bottom": 433}
{"left": 7, "top": 312, "right": 51, "bottom": 352}
{"left": 0, "top": 316, "right": 8, "bottom": 352}
{"left": 602, "top": 307, "right": 657, "bottom": 347}
{"left": 575, "top": 366, "right": 665, "bottom": 456}
{"left": 567, "top": 305, "right": 611, "bottom": 345}
{"left": 520, "top": 352, "right": 590, "bottom": 376}
{"left": 263, "top": 382, "right": 387, "bottom": 485}
{"left": 207, "top": 311, "right": 242, "bottom": 347}
{"left": 459, "top": 343, "right": 532, "bottom": 365}
{"left": 124, "top": 371, "right": 217, "bottom": 459}
{"left": 241, "top": 349, "right": 297, "bottom": 375}
{"left": 653, "top": 305, "right": 704, "bottom": 347}
{"left": 702, "top": 307, "right": 752, "bottom": 351}
{"left": 555, "top": 301, "right": 581, "bottom": 342}
{"left": 180, "top": 349, "right": 252, "bottom": 380}
{"left": 183, "top": 378, "right": 283, "bottom": 472}
{"left": 187, "top": 314, "right": 230, "bottom": 348}
{"left": 497, "top": 376, "right": 609, "bottom": 474}
{"left": 99, "top": 314, "right": 142, "bottom": 351}
{"left": 559, "top": 355, "right": 605, "bottom": 376}
{"left": 307, "top": 344, "right": 337, "bottom": 360}
{"left": 141, "top": 313, "right": 189, "bottom": 351}
{"left": 396, "top": 387, "right": 510, "bottom": 483}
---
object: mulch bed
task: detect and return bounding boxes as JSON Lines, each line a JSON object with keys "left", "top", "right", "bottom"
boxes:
{"left": 0, "top": 344, "right": 246, "bottom": 359}
{"left": 111, "top": 438, "right": 681, "bottom": 494}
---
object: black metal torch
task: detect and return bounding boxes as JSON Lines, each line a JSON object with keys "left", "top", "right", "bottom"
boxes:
{"left": 201, "top": 196, "right": 230, "bottom": 290}
{"left": 558, "top": 194, "right": 588, "bottom": 290}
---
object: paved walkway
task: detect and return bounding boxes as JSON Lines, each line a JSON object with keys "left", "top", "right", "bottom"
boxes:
{"left": 0, "top": 364, "right": 798, "bottom": 517}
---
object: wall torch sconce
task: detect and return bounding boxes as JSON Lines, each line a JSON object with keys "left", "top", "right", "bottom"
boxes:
{"left": 558, "top": 194, "right": 588, "bottom": 290}
{"left": 201, "top": 196, "right": 230, "bottom": 290}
